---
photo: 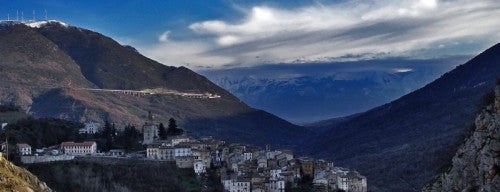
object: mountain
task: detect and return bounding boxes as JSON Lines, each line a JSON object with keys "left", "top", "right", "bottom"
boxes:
{"left": 0, "top": 21, "right": 310, "bottom": 147}
{"left": 0, "top": 154, "right": 52, "bottom": 192}
{"left": 201, "top": 58, "right": 465, "bottom": 124}
{"left": 304, "top": 43, "right": 500, "bottom": 191}
{"left": 423, "top": 84, "right": 500, "bottom": 192}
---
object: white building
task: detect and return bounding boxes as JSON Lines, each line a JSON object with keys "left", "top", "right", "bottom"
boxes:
{"left": 147, "top": 144, "right": 175, "bottom": 161}
{"left": 147, "top": 144, "right": 160, "bottom": 159}
{"left": 231, "top": 179, "right": 251, "bottom": 192}
{"left": 171, "top": 136, "right": 190, "bottom": 146}
{"left": 194, "top": 160, "right": 206, "bottom": 175}
{"left": 270, "top": 169, "right": 283, "bottom": 180}
{"left": 174, "top": 145, "right": 192, "bottom": 157}
{"left": 79, "top": 122, "right": 101, "bottom": 134}
{"left": 159, "top": 146, "right": 175, "bottom": 161}
{"left": 337, "top": 171, "right": 367, "bottom": 192}
{"left": 61, "top": 141, "right": 97, "bottom": 155}
{"left": 222, "top": 178, "right": 233, "bottom": 191}
{"left": 16, "top": 143, "right": 31, "bottom": 156}
{"left": 267, "top": 180, "right": 285, "bottom": 192}
{"left": 192, "top": 149, "right": 211, "bottom": 167}
{"left": 243, "top": 152, "right": 253, "bottom": 161}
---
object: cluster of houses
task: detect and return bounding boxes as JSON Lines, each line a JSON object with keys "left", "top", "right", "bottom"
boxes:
{"left": 9, "top": 141, "right": 97, "bottom": 164}
{"left": 12, "top": 141, "right": 97, "bottom": 156}
{"left": 3, "top": 113, "right": 367, "bottom": 191}
{"left": 146, "top": 135, "right": 367, "bottom": 192}
{"left": 9, "top": 121, "right": 101, "bottom": 159}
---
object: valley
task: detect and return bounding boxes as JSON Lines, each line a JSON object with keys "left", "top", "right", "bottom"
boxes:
{"left": 0, "top": 1, "right": 499, "bottom": 190}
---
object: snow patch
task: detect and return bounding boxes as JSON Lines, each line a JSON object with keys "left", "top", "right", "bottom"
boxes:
{"left": 24, "top": 20, "right": 69, "bottom": 28}
{"left": 393, "top": 68, "right": 413, "bottom": 73}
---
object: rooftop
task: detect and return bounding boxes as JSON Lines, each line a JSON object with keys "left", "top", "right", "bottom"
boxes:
{"left": 16, "top": 143, "right": 30, "bottom": 148}
{"left": 61, "top": 141, "right": 96, "bottom": 147}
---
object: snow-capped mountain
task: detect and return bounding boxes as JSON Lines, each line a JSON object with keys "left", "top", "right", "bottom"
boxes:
{"left": 201, "top": 57, "right": 469, "bottom": 123}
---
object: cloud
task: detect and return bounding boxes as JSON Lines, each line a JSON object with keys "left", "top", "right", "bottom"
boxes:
{"left": 140, "top": 0, "right": 500, "bottom": 69}
{"left": 142, "top": 40, "right": 234, "bottom": 68}
{"left": 158, "top": 31, "right": 171, "bottom": 42}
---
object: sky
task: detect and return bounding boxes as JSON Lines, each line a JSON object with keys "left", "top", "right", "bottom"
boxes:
{"left": 1, "top": 0, "right": 499, "bottom": 70}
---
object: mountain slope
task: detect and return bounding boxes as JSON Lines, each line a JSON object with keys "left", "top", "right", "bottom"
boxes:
{"left": 34, "top": 22, "right": 235, "bottom": 96}
{"left": 0, "top": 21, "right": 310, "bottom": 147}
{"left": 0, "top": 22, "right": 95, "bottom": 108}
{"left": 305, "top": 43, "right": 500, "bottom": 191}
{"left": 0, "top": 154, "right": 52, "bottom": 192}
{"left": 423, "top": 84, "right": 500, "bottom": 192}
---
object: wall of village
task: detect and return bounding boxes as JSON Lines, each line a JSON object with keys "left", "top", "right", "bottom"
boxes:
{"left": 21, "top": 155, "right": 74, "bottom": 164}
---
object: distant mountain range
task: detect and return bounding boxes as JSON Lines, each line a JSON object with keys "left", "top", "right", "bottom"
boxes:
{"left": 0, "top": 21, "right": 311, "bottom": 148}
{"left": 304, "top": 43, "right": 500, "bottom": 191}
{"left": 201, "top": 57, "right": 468, "bottom": 123}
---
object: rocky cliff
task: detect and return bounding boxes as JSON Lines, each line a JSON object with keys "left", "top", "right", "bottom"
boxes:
{"left": 0, "top": 154, "right": 52, "bottom": 192}
{"left": 423, "top": 84, "right": 500, "bottom": 191}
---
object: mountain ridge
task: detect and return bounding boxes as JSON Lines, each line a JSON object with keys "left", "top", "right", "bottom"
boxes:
{"left": 305, "top": 43, "right": 500, "bottom": 191}
{"left": 0, "top": 21, "right": 311, "bottom": 148}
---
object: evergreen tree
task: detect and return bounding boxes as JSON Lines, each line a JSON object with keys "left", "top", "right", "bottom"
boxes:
{"left": 158, "top": 123, "right": 167, "bottom": 140}
{"left": 119, "top": 125, "right": 142, "bottom": 152}
{"left": 167, "top": 118, "right": 183, "bottom": 136}
{"left": 101, "top": 121, "right": 115, "bottom": 151}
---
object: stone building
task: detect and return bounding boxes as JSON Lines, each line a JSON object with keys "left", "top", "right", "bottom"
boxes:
{"left": 176, "top": 156, "right": 194, "bottom": 168}
{"left": 142, "top": 111, "right": 158, "bottom": 145}
{"left": 337, "top": 171, "right": 367, "bottom": 192}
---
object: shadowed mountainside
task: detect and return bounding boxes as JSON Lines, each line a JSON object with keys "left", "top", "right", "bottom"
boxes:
{"left": 305, "top": 43, "right": 500, "bottom": 191}
{"left": 423, "top": 83, "right": 500, "bottom": 192}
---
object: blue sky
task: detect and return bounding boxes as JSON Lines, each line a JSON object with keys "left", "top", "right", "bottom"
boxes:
{"left": 1, "top": 0, "right": 499, "bottom": 70}
{"left": 0, "top": 0, "right": 319, "bottom": 43}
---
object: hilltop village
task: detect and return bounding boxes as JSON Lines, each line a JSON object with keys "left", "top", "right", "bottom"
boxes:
{"left": 2, "top": 112, "right": 367, "bottom": 192}
{"left": 145, "top": 135, "right": 367, "bottom": 192}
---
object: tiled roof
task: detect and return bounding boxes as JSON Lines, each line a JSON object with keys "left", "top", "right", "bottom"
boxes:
{"left": 61, "top": 141, "right": 96, "bottom": 147}
{"left": 16, "top": 143, "right": 31, "bottom": 148}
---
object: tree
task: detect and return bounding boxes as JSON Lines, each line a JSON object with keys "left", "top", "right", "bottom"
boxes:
{"left": 117, "top": 125, "right": 142, "bottom": 152}
{"left": 101, "top": 121, "right": 115, "bottom": 151}
{"left": 158, "top": 123, "right": 167, "bottom": 140}
{"left": 167, "top": 118, "right": 183, "bottom": 136}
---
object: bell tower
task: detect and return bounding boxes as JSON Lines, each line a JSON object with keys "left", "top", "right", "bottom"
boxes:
{"left": 148, "top": 111, "right": 154, "bottom": 122}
